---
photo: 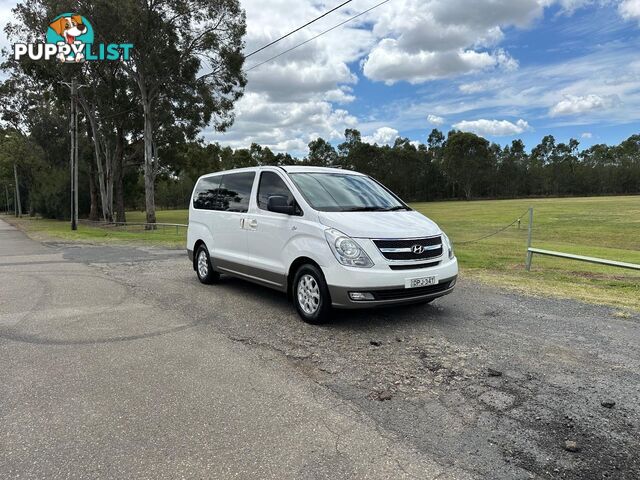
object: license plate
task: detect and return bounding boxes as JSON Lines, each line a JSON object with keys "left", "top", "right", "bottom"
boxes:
{"left": 405, "top": 276, "right": 438, "bottom": 289}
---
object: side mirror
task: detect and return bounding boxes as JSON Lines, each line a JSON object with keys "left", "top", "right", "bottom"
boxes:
{"left": 267, "top": 195, "right": 295, "bottom": 215}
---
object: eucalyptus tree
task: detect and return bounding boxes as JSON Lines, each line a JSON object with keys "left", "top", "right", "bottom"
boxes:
{"left": 115, "top": 0, "right": 247, "bottom": 225}
{"left": 2, "top": 1, "right": 135, "bottom": 221}
{"left": 441, "top": 131, "right": 491, "bottom": 200}
{"left": 307, "top": 138, "right": 338, "bottom": 166}
{"left": 3, "top": 0, "right": 246, "bottom": 225}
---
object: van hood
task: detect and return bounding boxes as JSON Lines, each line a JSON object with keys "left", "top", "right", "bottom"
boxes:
{"left": 318, "top": 210, "right": 441, "bottom": 239}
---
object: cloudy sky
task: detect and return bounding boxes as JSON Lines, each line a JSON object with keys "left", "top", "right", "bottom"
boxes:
{"left": 2, "top": 0, "right": 640, "bottom": 154}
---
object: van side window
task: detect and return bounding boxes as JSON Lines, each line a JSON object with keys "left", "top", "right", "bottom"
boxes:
{"left": 218, "top": 172, "right": 255, "bottom": 213}
{"left": 193, "top": 176, "right": 222, "bottom": 210}
{"left": 257, "top": 171, "right": 296, "bottom": 211}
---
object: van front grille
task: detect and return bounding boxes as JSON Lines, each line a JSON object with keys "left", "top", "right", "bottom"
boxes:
{"left": 389, "top": 261, "right": 440, "bottom": 270}
{"left": 373, "top": 236, "right": 442, "bottom": 261}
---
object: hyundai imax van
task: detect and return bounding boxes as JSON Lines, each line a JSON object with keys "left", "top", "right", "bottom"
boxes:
{"left": 187, "top": 166, "right": 458, "bottom": 323}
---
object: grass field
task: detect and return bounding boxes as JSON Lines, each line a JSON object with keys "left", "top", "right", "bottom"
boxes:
{"left": 2, "top": 215, "right": 187, "bottom": 249}
{"left": 3, "top": 195, "right": 639, "bottom": 311}
{"left": 414, "top": 196, "right": 640, "bottom": 312}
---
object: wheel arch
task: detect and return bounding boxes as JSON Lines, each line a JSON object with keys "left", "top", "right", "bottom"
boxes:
{"left": 287, "top": 256, "right": 324, "bottom": 301}
{"left": 192, "top": 239, "right": 207, "bottom": 271}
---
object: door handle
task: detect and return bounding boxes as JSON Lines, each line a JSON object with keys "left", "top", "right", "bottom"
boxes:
{"left": 248, "top": 219, "right": 258, "bottom": 228}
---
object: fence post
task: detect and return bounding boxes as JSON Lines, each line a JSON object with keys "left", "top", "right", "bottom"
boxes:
{"left": 525, "top": 207, "right": 533, "bottom": 271}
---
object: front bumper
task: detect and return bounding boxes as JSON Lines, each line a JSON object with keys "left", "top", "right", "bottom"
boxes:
{"left": 324, "top": 255, "right": 459, "bottom": 309}
{"left": 329, "top": 275, "right": 457, "bottom": 308}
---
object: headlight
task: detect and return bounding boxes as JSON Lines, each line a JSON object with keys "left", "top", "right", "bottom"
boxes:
{"left": 336, "top": 237, "right": 360, "bottom": 258}
{"left": 324, "top": 228, "right": 374, "bottom": 268}
{"left": 442, "top": 232, "right": 455, "bottom": 260}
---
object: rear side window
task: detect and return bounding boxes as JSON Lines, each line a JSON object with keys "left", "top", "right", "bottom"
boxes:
{"left": 218, "top": 172, "right": 256, "bottom": 213}
{"left": 193, "top": 176, "right": 222, "bottom": 210}
{"left": 257, "top": 171, "right": 296, "bottom": 210}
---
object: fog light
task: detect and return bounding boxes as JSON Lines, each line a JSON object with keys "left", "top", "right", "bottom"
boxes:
{"left": 449, "top": 278, "right": 456, "bottom": 288}
{"left": 349, "top": 292, "right": 375, "bottom": 301}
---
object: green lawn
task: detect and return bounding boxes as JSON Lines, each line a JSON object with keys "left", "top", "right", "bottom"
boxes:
{"left": 413, "top": 196, "right": 640, "bottom": 312}
{"left": 2, "top": 214, "right": 187, "bottom": 249}
{"left": 125, "top": 209, "right": 190, "bottom": 225}
{"left": 3, "top": 196, "right": 639, "bottom": 311}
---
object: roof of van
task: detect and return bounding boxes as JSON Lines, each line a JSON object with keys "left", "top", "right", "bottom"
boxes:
{"left": 198, "top": 165, "right": 364, "bottom": 178}
{"left": 280, "top": 165, "right": 363, "bottom": 175}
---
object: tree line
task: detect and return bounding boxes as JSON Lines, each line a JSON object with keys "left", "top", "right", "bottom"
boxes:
{"left": 163, "top": 128, "right": 639, "bottom": 207}
{"left": 2, "top": 123, "right": 640, "bottom": 220}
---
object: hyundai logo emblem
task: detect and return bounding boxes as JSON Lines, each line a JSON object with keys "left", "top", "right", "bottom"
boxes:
{"left": 411, "top": 244, "right": 424, "bottom": 255}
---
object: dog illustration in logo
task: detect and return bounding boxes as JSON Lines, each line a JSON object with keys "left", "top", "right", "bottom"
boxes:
{"left": 49, "top": 15, "right": 87, "bottom": 62}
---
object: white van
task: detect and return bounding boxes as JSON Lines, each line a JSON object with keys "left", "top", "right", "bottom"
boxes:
{"left": 187, "top": 166, "right": 458, "bottom": 323}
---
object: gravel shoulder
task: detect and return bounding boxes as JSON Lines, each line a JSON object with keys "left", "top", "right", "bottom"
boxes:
{"left": 99, "top": 247, "right": 640, "bottom": 479}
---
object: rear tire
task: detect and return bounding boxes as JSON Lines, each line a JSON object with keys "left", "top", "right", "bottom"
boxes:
{"left": 195, "top": 245, "right": 220, "bottom": 285}
{"left": 292, "top": 264, "right": 332, "bottom": 324}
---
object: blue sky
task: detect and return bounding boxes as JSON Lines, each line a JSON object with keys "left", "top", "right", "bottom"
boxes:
{"left": 348, "top": 4, "right": 640, "bottom": 149}
{"left": 1, "top": 0, "right": 639, "bottom": 153}
{"left": 213, "top": 0, "right": 640, "bottom": 154}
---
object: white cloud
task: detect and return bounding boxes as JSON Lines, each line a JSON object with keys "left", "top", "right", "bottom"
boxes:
{"left": 324, "top": 87, "right": 356, "bottom": 104}
{"left": 549, "top": 94, "right": 620, "bottom": 116}
{"left": 384, "top": 44, "right": 640, "bottom": 137}
{"left": 458, "top": 78, "right": 505, "bottom": 94}
{"left": 581, "top": 132, "right": 593, "bottom": 138}
{"left": 452, "top": 118, "right": 531, "bottom": 136}
{"left": 619, "top": 0, "right": 640, "bottom": 22}
{"left": 363, "top": 43, "right": 512, "bottom": 84}
{"left": 557, "top": 0, "right": 597, "bottom": 14}
{"left": 201, "top": 0, "right": 379, "bottom": 152}
{"left": 427, "top": 114, "right": 446, "bottom": 125}
{"left": 246, "top": 62, "right": 357, "bottom": 103}
{"left": 360, "top": 0, "right": 538, "bottom": 84}
{"left": 362, "top": 127, "right": 400, "bottom": 145}
{"left": 210, "top": 92, "right": 357, "bottom": 154}
{"left": 494, "top": 48, "right": 520, "bottom": 71}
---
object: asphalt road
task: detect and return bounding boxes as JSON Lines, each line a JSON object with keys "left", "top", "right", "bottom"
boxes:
{"left": 1, "top": 218, "right": 639, "bottom": 479}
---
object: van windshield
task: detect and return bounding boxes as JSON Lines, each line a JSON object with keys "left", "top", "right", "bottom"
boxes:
{"left": 288, "top": 172, "right": 408, "bottom": 212}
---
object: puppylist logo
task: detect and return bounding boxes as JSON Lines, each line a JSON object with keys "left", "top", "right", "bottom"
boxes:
{"left": 13, "top": 13, "right": 133, "bottom": 63}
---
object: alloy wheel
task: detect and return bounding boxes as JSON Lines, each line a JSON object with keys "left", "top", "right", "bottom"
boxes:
{"left": 197, "top": 250, "right": 209, "bottom": 278}
{"left": 297, "top": 274, "right": 320, "bottom": 315}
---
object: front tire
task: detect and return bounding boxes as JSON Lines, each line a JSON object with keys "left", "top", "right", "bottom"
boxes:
{"left": 195, "top": 245, "right": 220, "bottom": 285}
{"left": 293, "top": 264, "right": 332, "bottom": 324}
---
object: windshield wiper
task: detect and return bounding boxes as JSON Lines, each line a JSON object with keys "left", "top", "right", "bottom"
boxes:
{"left": 342, "top": 206, "right": 407, "bottom": 212}
{"left": 386, "top": 206, "right": 408, "bottom": 211}
{"left": 342, "top": 206, "right": 389, "bottom": 212}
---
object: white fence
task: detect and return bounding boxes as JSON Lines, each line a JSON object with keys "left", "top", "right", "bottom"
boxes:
{"left": 524, "top": 207, "right": 640, "bottom": 272}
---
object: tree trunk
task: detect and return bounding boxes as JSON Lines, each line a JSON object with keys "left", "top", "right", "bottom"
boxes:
{"left": 13, "top": 163, "right": 22, "bottom": 217}
{"left": 88, "top": 160, "right": 99, "bottom": 221}
{"left": 103, "top": 139, "right": 114, "bottom": 222}
{"left": 80, "top": 99, "right": 111, "bottom": 221}
{"left": 114, "top": 125, "right": 126, "bottom": 223}
{"left": 140, "top": 82, "right": 157, "bottom": 228}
